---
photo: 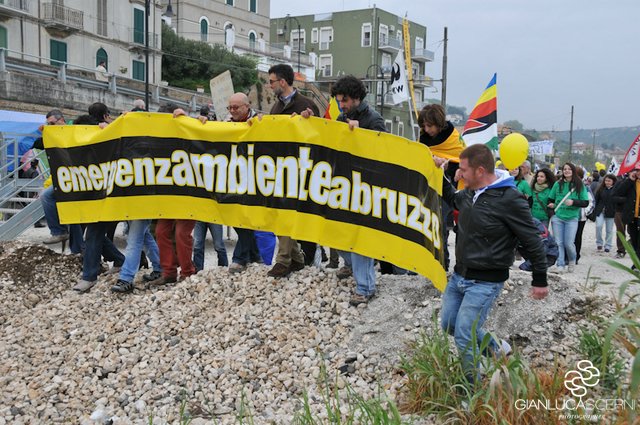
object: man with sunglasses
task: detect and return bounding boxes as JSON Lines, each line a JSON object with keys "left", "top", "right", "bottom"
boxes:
{"left": 266, "top": 64, "right": 320, "bottom": 278}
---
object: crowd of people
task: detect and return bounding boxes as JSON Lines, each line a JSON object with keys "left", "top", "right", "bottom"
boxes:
{"left": 21, "top": 63, "right": 636, "bottom": 388}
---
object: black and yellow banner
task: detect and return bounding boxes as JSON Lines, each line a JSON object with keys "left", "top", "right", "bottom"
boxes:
{"left": 44, "top": 113, "right": 446, "bottom": 290}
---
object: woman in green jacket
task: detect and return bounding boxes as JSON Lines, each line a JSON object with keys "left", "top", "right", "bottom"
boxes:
{"left": 510, "top": 167, "right": 533, "bottom": 198}
{"left": 530, "top": 168, "right": 556, "bottom": 228}
{"left": 547, "top": 162, "right": 590, "bottom": 272}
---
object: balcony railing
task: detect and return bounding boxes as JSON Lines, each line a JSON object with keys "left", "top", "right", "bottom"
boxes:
{"left": 129, "top": 28, "right": 160, "bottom": 50}
{"left": 378, "top": 35, "right": 402, "bottom": 51}
{"left": 42, "top": 2, "right": 83, "bottom": 31}
{"left": 0, "top": 0, "right": 30, "bottom": 15}
{"left": 412, "top": 48, "right": 435, "bottom": 62}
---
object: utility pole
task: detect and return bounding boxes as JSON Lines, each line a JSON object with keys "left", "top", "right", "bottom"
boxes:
{"left": 144, "top": 0, "right": 150, "bottom": 111}
{"left": 592, "top": 130, "right": 597, "bottom": 159}
{"left": 569, "top": 105, "right": 574, "bottom": 161}
{"left": 441, "top": 27, "right": 448, "bottom": 109}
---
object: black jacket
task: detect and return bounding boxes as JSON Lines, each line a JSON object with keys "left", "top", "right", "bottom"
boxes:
{"left": 337, "top": 101, "right": 386, "bottom": 132}
{"left": 613, "top": 177, "right": 638, "bottom": 224}
{"left": 594, "top": 186, "right": 616, "bottom": 218}
{"left": 442, "top": 177, "right": 548, "bottom": 287}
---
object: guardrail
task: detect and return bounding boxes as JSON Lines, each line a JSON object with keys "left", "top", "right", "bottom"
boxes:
{"left": 0, "top": 47, "right": 210, "bottom": 112}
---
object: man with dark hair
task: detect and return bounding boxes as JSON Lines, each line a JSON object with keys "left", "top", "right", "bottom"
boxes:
{"left": 266, "top": 64, "right": 320, "bottom": 278}
{"left": 330, "top": 75, "right": 386, "bottom": 306}
{"left": 436, "top": 143, "right": 549, "bottom": 385}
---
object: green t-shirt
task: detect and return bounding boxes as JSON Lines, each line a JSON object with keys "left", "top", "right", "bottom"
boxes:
{"left": 531, "top": 187, "right": 552, "bottom": 221}
{"left": 548, "top": 181, "right": 589, "bottom": 220}
{"left": 516, "top": 179, "right": 532, "bottom": 197}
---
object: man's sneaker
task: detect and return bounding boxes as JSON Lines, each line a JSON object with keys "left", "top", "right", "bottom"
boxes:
{"left": 498, "top": 339, "right": 513, "bottom": 357}
{"left": 326, "top": 261, "right": 339, "bottom": 269}
{"left": 111, "top": 279, "right": 134, "bottom": 293}
{"left": 290, "top": 260, "right": 305, "bottom": 272}
{"left": 597, "top": 246, "right": 603, "bottom": 251}
{"left": 567, "top": 264, "right": 575, "bottom": 273}
{"left": 267, "top": 263, "right": 290, "bottom": 278}
{"left": 73, "top": 279, "right": 96, "bottom": 293}
{"left": 43, "top": 233, "right": 69, "bottom": 244}
{"left": 229, "top": 263, "right": 247, "bottom": 274}
{"left": 349, "top": 292, "right": 373, "bottom": 307}
{"left": 336, "top": 266, "right": 353, "bottom": 280}
{"left": 142, "top": 271, "right": 162, "bottom": 282}
{"left": 103, "top": 266, "right": 121, "bottom": 275}
{"left": 147, "top": 275, "right": 178, "bottom": 286}
{"left": 604, "top": 248, "right": 610, "bottom": 253}
{"left": 616, "top": 252, "right": 626, "bottom": 259}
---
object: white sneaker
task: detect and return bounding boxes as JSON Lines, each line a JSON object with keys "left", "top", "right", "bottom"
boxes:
{"left": 228, "top": 263, "right": 246, "bottom": 274}
{"left": 73, "top": 280, "right": 97, "bottom": 293}
{"left": 567, "top": 264, "right": 575, "bottom": 273}
{"left": 549, "top": 265, "right": 565, "bottom": 274}
{"left": 499, "top": 339, "right": 512, "bottom": 356}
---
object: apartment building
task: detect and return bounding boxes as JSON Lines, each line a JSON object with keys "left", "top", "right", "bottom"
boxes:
{"left": 0, "top": 0, "right": 163, "bottom": 84}
{"left": 160, "top": 0, "right": 316, "bottom": 79}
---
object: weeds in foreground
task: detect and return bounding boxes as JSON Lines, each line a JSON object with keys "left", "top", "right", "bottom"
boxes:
{"left": 578, "top": 327, "right": 626, "bottom": 390}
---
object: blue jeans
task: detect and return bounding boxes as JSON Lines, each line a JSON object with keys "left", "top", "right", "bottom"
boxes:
{"left": 339, "top": 251, "right": 376, "bottom": 296}
{"left": 551, "top": 216, "right": 579, "bottom": 267}
{"left": 441, "top": 272, "right": 504, "bottom": 384}
{"left": 119, "top": 220, "right": 161, "bottom": 283}
{"left": 232, "top": 227, "right": 255, "bottom": 265}
{"left": 41, "top": 186, "right": 84, "bottom": 253}
{"left": 41, "top": 186, "right": 66, "bottom": 236}
{"left": 83, "top": 222, "right": 125, "bottom": 281}
{"left": 193, "top": 222, "right": 228, "bottom": 270}
{"left": 595, "top": 214, "right": 615, "bottom": 251}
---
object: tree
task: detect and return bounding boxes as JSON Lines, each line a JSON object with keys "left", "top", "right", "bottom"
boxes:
{"left": 161, "top": 23, "right": 258, "bottom": 92}
{"left": 503, "top": 120, "right": 524, "bottom": 132}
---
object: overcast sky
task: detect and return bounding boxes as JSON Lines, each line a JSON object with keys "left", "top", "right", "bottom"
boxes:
{"left": 270, "top": 0, "right": 640, "bottom": 132}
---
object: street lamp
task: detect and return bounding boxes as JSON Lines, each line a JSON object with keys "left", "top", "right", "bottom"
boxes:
{"left": 365, "top": 64, "right": 385, "bottom": 117}
{"left": 283, "top": 14, "right": 301, "bottom": 74}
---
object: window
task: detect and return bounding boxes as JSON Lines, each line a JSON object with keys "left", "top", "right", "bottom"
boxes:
{"left": 249, "top": 0, "right": 257, "bottom": 13}
{"left": 291, "top": 29, "right": 305, "bottom": 51}
{"left": 132, "top": 60, "right": 145, "bottom": 81}
{"left": 311, "top": 28, "right": 318, "bottom": 44}
{"left": 248, "top": 31, "right": 256, "bottom": 50}
{"left": 0, "top": 26, "right": 6, "bottom": 49}
{"left": 224, "top": 22, "right": 235, "bottom": 47}
{"left": 133, "top": 7, "right": 144, "bottom": 44}
{"left": 97, "top": 0, "right": 107, "bottom": 36}
{"left": 50, "top": 39, "right": 67, "bottom": 66}
{"left": 319, "top": 54, "right": 332, "bottom": 77}
{"left": 226, "top": 0, "right": 234, "bottom": 5}
{"left": 96, "top": 48, "right": 108, "bottom": 68}
{"left": 319, "top": 27, "right": 333, "bottom": 50}
{"left": 385, "top": 120, "right": 393, "bottom": 134}
{"left": 415, "top": 36, "right": 424, "bottom": 52}
{"left": 379, "top": 24, "right": 388, "bottom": 45}
{"left": 398, "top": 121, "right": 404, "bottom": 137}
{"left": 361, "top": 23, "right": 371, "bottom": 47}
{"left": 200, "top": 17, "right": 209, "bottom": 42}
{"left": 381, "top": 53, "right": 391, "bottom": 72}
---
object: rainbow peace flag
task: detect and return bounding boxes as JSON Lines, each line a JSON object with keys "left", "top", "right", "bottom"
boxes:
{"left": 462, "top": 74, "right": 499, "bottom": 150}
{"left": 323, "top": 97, "right": 341, "bottom": 120}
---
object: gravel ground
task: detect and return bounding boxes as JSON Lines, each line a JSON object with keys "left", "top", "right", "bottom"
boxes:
{"left": 0, "top": 220, "right": 633, "bottom": 424}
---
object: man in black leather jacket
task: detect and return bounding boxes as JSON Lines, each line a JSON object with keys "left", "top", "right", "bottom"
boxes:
{"left": 435, "top": 143, "right": 549, "bottom": 385}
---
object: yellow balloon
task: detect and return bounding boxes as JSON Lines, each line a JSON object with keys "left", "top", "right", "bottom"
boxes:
{"left": 596, "top": 162, "right": 606, "bottom": 171}
{"left": 499, "top": 133, "right": 529, "bottom": 169}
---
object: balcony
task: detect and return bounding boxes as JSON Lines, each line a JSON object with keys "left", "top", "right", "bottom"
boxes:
{"left": 0, "top": 0, "right": 30, "bottom": 18}
{"left": 412, "top": 74, "right": 433, "bottom": 88}
{"left": 42, "top": 2, "right": 83, "bottom": 31}
{"left": 128, "top": 28, "right": 160, "bottom": 51}
{"left": 378, "top": 34, "right": 401, "bottom": 53}
{"left": 412, "top": 48, "right": 435, "bottom": 62}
